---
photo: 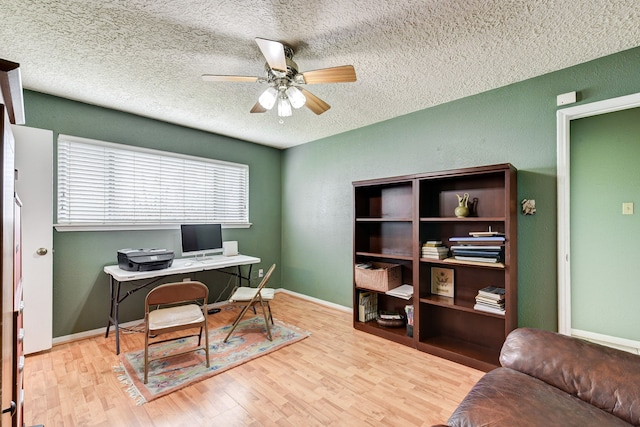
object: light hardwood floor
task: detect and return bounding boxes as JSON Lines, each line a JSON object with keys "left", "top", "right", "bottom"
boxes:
{"left": 23, "top": 293, "right": 482, "bottom": 427}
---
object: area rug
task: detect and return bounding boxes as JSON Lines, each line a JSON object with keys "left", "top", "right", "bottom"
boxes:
{"left": 115, "top": 317, "right": 310, "bottom": 405}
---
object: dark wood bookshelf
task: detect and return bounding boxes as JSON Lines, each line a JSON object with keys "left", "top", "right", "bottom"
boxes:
{"left": 352, "top": 164, "right": 517, "bottom": 371}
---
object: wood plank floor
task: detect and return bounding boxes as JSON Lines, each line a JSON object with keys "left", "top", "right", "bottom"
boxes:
{"left": 23, "top": 293, "right": 483, "bottom": 426}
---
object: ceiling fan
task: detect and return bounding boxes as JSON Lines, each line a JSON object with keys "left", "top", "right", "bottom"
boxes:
{"left": 202, "top": 38, "right": 356, "bottom": 118}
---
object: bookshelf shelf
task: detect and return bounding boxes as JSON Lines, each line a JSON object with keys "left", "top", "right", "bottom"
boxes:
{"left": 417, "top": 336, "right": 499, "bottom": 371}
{"left": 356, "top": 217, "right": 412, "bottom": 222}
{"left": 420, "top": 217, "right": 505, "bottom": 222}
{"left": 419, "top": 295, "right": 507, "bottom": 318}
{"left": 354, "top": 320, "right": 413, "bottom": 346}
{"left": 420, "top": 257, "right": 505, "bottom": 269}
{"left": 356, "top": 251, "right": 413, "bottom": 261}
{"left": 353, "top": 164, "right": 517, "bottom": 371}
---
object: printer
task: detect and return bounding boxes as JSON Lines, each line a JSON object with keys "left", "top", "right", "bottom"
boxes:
{"left": 117, "top": 248, "right": 174, "bottom": 272}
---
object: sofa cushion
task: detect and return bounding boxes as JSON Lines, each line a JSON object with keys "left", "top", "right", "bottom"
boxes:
{"left": 446, "top": 368, "right": 631, "bottom": 427}
{"left": 500, "top": 328, "right": 640, "bottom": 425}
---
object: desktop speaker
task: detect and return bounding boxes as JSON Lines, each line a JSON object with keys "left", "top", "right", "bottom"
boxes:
{"left": 223, "top": 241, "right": 238, "bottom": 256}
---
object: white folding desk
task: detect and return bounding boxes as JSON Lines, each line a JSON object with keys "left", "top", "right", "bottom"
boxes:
{"left": 104, "top": 254, "right": 260, "bottom": 354}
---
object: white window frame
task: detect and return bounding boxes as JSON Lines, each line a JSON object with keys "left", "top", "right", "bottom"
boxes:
{"left": 55, "top": 134, "right": 250, "bottom": 232}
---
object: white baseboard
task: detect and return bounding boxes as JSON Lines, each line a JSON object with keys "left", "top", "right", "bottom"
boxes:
{"left": 51, "top": 289, "right": 351, "bottom": 346}
{"left": 275, "top": 288, "right": 352, "bottom": 313}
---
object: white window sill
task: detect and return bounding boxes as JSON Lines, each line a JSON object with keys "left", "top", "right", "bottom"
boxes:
{"left": 54, "top": 223, "right": 252, "bottom": 232}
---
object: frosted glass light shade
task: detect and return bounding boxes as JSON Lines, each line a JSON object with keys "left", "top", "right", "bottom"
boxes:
{"left": 285, "top": 86, "right": 306, "bottom": 109}
{"left": 277, "top": 97, "right": 292, "bottom": 117}
{"left": 258, "top": 86, "right": 278, "bottom": 110}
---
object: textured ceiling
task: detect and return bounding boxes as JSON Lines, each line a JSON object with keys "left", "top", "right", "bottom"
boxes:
{"left": 1, "top": 1, "right": 639, "bottom": 149}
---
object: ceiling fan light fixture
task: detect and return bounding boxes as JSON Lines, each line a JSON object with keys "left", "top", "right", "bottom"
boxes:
{"left": 285, "top": 86, "right": 306, "bottom": 109}
{"left": 202, "top": 38, "right": 355, "bottom": 118}
{"left": 277, "top": 96, "right": 292, "bottom": 117}
{"left": 258, "top": 86, "right": 278, "bottom": 110}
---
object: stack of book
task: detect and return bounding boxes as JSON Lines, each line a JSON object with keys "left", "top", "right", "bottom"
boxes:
{"left": 357, "top": 290, "right": 378, "bottom": 322}
{"left": 449, "top": 233, "right": 505, "bottom": 263}
{"left": 474, "top": 286, "right": 505, "bottom": 315}
{"left": 421, "top": 241, "right": 449, "bottom": 259}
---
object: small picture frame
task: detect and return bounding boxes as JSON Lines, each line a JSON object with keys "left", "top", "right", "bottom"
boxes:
{"left": 431, "top": 267, "right": 454, "bottom": 297}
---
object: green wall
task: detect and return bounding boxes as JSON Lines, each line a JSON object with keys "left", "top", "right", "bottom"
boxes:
{"left": 281, "top": 46, "right": 640, "bottom": 331}
{"left": 23, "top": 91, "right": 282, "bottom": 337}
{"left": 22, "top": 45, "right": 640, "bottom": 337}
{"left": 570, "top": 107, "right": 640, "bottom": 341}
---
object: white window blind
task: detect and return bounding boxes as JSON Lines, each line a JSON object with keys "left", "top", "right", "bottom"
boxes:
{"left": 57, "top": 135, "right": 249, "bottom": 228}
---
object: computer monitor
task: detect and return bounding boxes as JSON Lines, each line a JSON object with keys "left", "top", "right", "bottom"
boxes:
{"left": 180, "top": 223, "right": 223, "bottom": 259}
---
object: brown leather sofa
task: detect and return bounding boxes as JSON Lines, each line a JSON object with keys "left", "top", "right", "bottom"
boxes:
{"left": 437, "top": 328, "right": 640, "bottom": 427}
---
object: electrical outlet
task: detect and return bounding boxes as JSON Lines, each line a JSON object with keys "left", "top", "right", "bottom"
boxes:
{"left": 623, "top": 202, "right": 634, "bottom": 215}
{"left": 258, "top": 269, "right": 264, "bottom": 278}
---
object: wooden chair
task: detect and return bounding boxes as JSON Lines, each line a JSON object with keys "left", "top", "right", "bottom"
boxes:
{"left": 144, "top": 281, "right": 210, "bottom": 384}
{"left": 224, "top": 264, "right": 276, "bottom": 343}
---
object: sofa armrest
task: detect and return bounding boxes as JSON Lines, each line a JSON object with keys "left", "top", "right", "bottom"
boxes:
{"left": 500, "top": 328, "right": 640, "bottom": 425}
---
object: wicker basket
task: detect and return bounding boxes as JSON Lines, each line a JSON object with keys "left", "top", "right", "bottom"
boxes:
{"left": 355, "top": 262, "right": 402, "bottom": 292}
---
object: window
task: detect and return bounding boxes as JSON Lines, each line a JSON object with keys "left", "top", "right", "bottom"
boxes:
{"left": 56, "top": 134, "right": 249, "bottom": 230}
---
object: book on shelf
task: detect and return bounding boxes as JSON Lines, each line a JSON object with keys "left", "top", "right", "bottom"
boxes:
{"left": 449, "top": 236, "right": 506, "bottom": 243}
{"left": 473, "top": 303, "right": 505, "bottom": 315}
{"left": 422, "top": 248, "right": 449, "bottom": 254}
{"left": 454, "top": 255, "right": 499, "bottom": 263}
{"left": 477, "top": 286, "right": 506, "bottom": 300}
{"left": 443, "top": 258, "right": 505, "bottom": 268}
{"left": 404, "top": 305, "right": 414, "bottom": 326}
{"left": 451, "top": 250, "right": 501, "bottom": 258}
{"left": 475, "top": 295, "right": 504, "bottom": 305}
{"left": 474, "top": 285, "right": 505, "bottom": 315}
{"left": 475, "top": 300, "right": 504, "bottom": 311}
{"left": 469, "top": 231, "right": 505, "bottom": 238}
{"left": 423, "top": 254, "right": 448, "bottom": 260}
{"left": 358, "top": 291, "right": 378, "bottom": 322}
{"left": 450, "top": 245, "right": 503, "bottom": 251}
{"left": 422, "top": 249, "right": 449, "bottom": 256}
{"left": 422, "top": 245, "right": 448, "bottom": 251}
{"left": 421, "top": 243, "right": 449, "bottom": 260}
{"left": 450, "top": 240, "right": 502, "bottom": 262}
{"left": 378, "top": 311, "right": 403, "bottom": 320}
{"left": 385, "top": 284, "right": 414, "bottom": 300}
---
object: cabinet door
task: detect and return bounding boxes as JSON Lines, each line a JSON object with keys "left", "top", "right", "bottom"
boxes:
{"left": 1, "top": 106, "right": 16, "bottom": 426}
{"left": 13, "top": 197, "right": 23, "bottom": 427}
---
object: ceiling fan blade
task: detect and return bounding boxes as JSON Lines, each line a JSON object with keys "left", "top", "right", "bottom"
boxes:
{"left": 250, "top": 102, "right": 267, "bottom": 113}
{"left": 299, "top": 88, "right": 331, "bottom": 115}
{"left": 255, "top": 38, "right": 287, "bottom": 73}
{"left": 201, "top": 75, "right": 259, "bottom": 83}
{"left": 300, "top": 65, "right": 356, "bottom": 84}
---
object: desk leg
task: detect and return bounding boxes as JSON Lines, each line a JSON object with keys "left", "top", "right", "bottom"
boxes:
{"left": 237, "top": 265, "right": 251, "bottom": 287}
{"left": 105, "top": 276, "right": 115, "bottom": 338}
{"left": 114, "top": 280, "right": 121, "bottom": 354}
{"left": 105, "top": 276, "right": 122, "bottom": 354}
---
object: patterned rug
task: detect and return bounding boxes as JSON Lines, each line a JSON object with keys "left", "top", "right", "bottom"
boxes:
{"left": 115, "top": 317, "right": 310, "bottom": 405}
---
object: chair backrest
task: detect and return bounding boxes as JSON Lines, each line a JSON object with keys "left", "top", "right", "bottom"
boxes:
{"left": 145, "top": 281, "right": 208, "bottom": 310}
{"left": 255, "top": 264, "right": 276, "bottom": 293}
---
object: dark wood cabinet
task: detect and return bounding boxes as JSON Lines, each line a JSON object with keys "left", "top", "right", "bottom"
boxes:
{"left": 353, "top": 164, "right": 517, "bottom": 371}
{"left": 1, "top": 59, "right": 31, "bottom": 427}
{"left": 13, "top": 196, "right": 23, "bottom": 427}
{"left": 1, "top": 103, "right": 20, "bottom": 426}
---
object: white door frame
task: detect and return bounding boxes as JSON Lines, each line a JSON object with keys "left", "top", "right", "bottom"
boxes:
{"left": 557, "top": 92, "right": 640, "bottom": 342}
